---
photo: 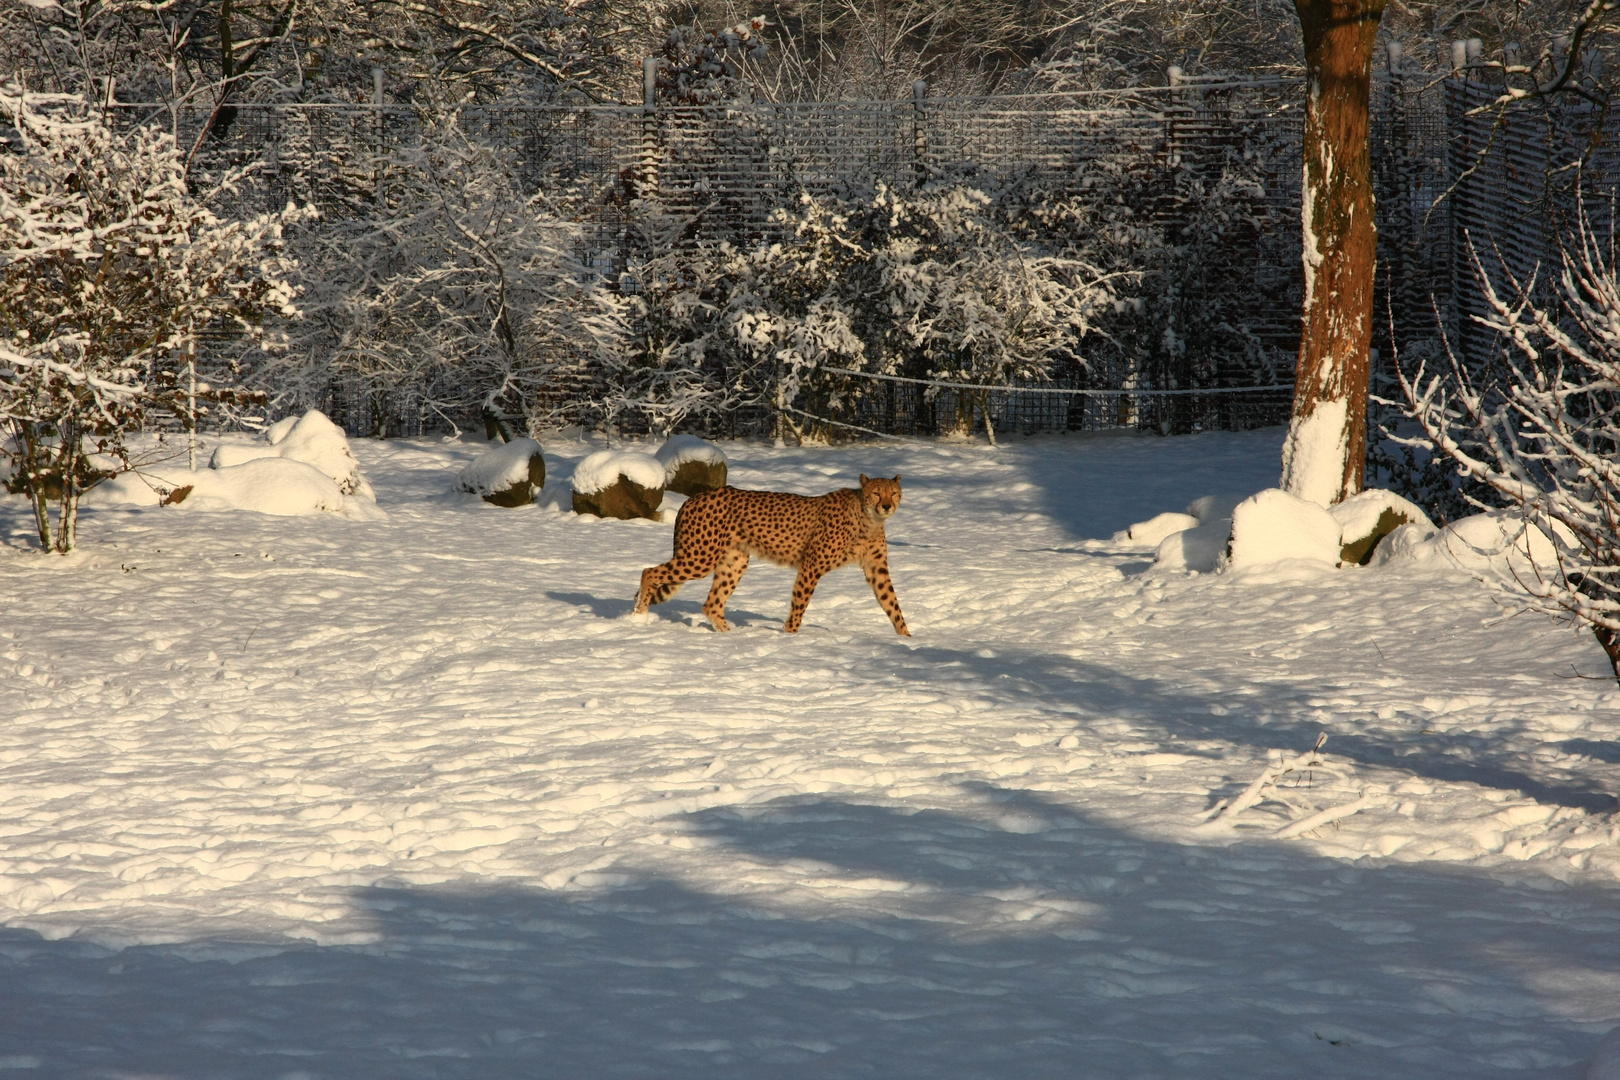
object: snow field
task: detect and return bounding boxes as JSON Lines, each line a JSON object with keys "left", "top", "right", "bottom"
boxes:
{"left": 2, "top": 428, "right": 1619, "bottom": 1078}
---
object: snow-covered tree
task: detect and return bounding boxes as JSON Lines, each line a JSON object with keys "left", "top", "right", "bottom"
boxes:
{"left": 1278, "top": 0, "right": 1387, "bottom": 508}
{"left": 1401, "top": 219, "right": 1620, "bottom": 679}
{"left": 0, "top": 87, "right": 307, "bottom": 552}
{"left": 280, "top": 103, "right": 617, "bottom": 436}
{"left": 606, "top": 181, "right": 1121, "bottom": 443}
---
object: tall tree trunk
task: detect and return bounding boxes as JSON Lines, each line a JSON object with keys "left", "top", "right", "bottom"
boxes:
{"left": 1280, "top": 0, "right": 1386, "bottom": 506}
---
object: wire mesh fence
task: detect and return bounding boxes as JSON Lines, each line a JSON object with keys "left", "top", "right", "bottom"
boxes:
{"left": 108, "top": 68, "right": 1616, "bottom": 439}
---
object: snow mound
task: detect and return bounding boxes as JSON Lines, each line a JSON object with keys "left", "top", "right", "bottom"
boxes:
{"left": 1155, "top": 517, "right": 1231, "bottom": 572}
{"left": 1371, "top": 509, "right": 1569, "bottom": 575}
{"left": 85, "top": 458, "right": 384, "bottom": 519}
{"left": 264, "top": 416, "right": 298, "bottom": 445}
{"left": 655, "top": 434, "right": 727, "bottom": 471}
{"left": 455, "top": 438, "right": 545, "bottom": 500}
{"left": 1224, "top": 488, "right": 1341, "bottom": 571}
{"left": 1127, "top": 511, "right": 1199, "bottom": 546}
{"left": 212, "top": 410, "right": 376, "bottom": 501}
{"left": 572, "top": 451, "right": 666, "bottom": 495}
{"left": 1186, "top": 494, "right": 1245, "bottom": 522}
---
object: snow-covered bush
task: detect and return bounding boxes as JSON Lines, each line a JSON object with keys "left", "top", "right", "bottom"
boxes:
{"left": 277, "top": 105, "right": 619, "bottom": 438}
{"left": 612, "top": 181, "right": 1121, "bottom": 445}
{"left": 0, "top": 88, "right": 308, "bottom": 553}
{"left": 1402, "top": 221, "right": 1620, "bottom": 678}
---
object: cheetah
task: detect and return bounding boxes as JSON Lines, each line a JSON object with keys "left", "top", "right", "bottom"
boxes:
{"left": 634, "top": 475, "right": 911, "bottom": 636}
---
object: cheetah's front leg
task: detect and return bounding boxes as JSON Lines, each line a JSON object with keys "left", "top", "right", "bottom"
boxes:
{"left": 861, "top": 550, "right": 910, "bottom": 636}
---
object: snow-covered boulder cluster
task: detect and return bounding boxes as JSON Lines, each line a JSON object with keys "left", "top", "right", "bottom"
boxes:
{"left": 212, "top": 411, "right": 377, "bottom": 501}
{"left": 455, "top": 438, "right": 546, "bottom": 507}
{"left": 1134, "top": 488, "right": 1433, "bottom": 574}
{"left": 1148, "top": 495, "right": 1243, "bottom": 573}
{"left": 655, "top": 435, "right": 728, "bottom": 496}
{"left": 83, "top": 410, "right": 383, "bottom": 519}
{"left": 571, "top": 450, "right": 666, "bottom": 520}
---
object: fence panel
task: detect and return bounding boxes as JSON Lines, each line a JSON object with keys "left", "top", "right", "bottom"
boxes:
{"left": 107, "top": 73, "right": 1591, "bottom": 440}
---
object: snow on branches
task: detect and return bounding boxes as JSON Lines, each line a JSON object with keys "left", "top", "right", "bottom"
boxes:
{"left": 281, "top": 104, "right": 618, "bottom": 438}
{"left": 0, "top": 86, "right": 310, "bottom": 552}
{"left": 1401, "top": 220, "right": 1620, "bottom": 678}
{"left": 610, "top": 181, "right": 1122, "bottom": 444}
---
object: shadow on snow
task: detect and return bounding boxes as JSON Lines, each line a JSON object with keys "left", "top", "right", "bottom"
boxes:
{"left": 2, "top": 790, "right": 1615, "bottom": 1079}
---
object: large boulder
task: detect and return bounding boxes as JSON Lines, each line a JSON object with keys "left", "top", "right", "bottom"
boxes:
{"left": 655, "top": 434, "right": 728, "bottom": 496}
{"left": 571, "top": 450, "right": 666, "bottom": 521}
{"left": 1328, "top": 489, "right": 1433, "bottom": 565}
{"left": 454, "top": 438, "right": 546, "bottom": 507}
{"left": 1224, "top": 488, "right": 1342, "bottom": 571}
{"left": 211, "top": 410, "right": 376, "bottom": 502}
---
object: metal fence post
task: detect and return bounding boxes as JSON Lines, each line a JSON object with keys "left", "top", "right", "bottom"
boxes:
{"left": 912, "top": 79, "right": 929, "bottom": 185}
{"left": 371, "top": 66, "right": 385, "bottom": 203}
{"left": 642, "top": 56, "right": 660, "bottom": 199}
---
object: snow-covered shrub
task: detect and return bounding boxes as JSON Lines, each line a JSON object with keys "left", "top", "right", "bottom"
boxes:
{"left": 455, "top": 437, "right": 546, "bottom": 507}
{"left": 0, "top": 88, "right": 309, "bottom": 553}
{"left": 653, "top": 18, "right": 770, "bottom": 104}
{"left": 1402, "top": 220, "right": 1620, "bottom": 678}
{"left": 655, "top": 434, "right": 728, "bottom": 495}
{"left": 612, "top": 181, "right": 1122, "bottom": 445}
{"left": 210, "top": 409, "right": 376, "bottom": 501}
{"left": 571, "top": 450, "right": 665, "bottom": 519}
{"left": 277, "top": 104, "right": 618, "bottom": 438}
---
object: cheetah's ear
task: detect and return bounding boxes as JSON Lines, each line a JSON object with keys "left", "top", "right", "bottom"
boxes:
{"left": 894, "top": 474, "right": 902, "bottom": 484}
{"left": 860, "top": 474, "right": 869, "bottom": 485}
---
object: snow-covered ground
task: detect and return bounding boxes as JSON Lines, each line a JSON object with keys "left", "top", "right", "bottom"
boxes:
{"left": 3, "top": 427, "right": 1619, "bottom": 1079}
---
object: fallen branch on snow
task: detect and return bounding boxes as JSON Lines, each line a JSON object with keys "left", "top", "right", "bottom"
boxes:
{"left": 1197, "top": 734, "right": 1382, "bottom": 837}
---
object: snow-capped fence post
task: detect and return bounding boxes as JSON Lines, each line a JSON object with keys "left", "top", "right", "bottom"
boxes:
{"left": 642, "top": 56, "right": 661, "bottom": 199}
{"left": 1279, "top": 0, "right": 1387, "bottom": 508}
{"left": 187, "top": 338, "right": 199, "bottom": 472}
{"left": 911, "top": 79, "right": 929, "bottom": 185}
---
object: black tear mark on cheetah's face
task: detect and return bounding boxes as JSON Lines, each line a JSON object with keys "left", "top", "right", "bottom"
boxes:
{"left": 633, "top": 473, "right": 911, "bottom": 635}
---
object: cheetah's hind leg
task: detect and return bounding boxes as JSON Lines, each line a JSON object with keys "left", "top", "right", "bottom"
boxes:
{"left": 701, "top": 548, "right": 750, "bottom": 632}
{"left": 635, "top": 554, "right": 710, "bottom": 615}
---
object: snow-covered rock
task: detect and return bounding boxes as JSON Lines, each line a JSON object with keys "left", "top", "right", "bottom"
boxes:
{"left": 1186, "top": 494, "right": 1245, "bottom": 523}
{"left": 1371, "top": 508, "right": 1569, "bottom": 576}
{"left": 1223, "top": 488, "right": 1342, "bottom": 571}
{"left": 264, "top": 415, "right": 298, "bottom": 445}
{"left": 211, "top": 410, "right": 376, "bottom": 501}
{"left": 1128, "top": 511, "right": 1199, "bottom": 546}
{"left": 658, "top": 490, "right": 689, "bottom": 524}
{"left": 572, "top": 450, "right": 665, "bottom": 495}
{"left": 656, "top": 435, "right": 729, "bottom": 495}
{"left": 1329, "top": 489, "right": 1433, "bottom": 565}
{"left": 84, "top": 458, "right": 384, "bottom": 519}
{"left": 454, "top": 438, "right": 546, "bottom": 507}
{"left": 571, "top": 450, "right": 665, "bottom": 520}
{"left": 1155, "top": 517, "right": 1231, "bottom": 573}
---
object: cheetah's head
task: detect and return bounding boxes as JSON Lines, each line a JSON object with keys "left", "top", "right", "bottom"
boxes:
{"left": 859, "top": 474, "right": 902, "bottom": 522}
